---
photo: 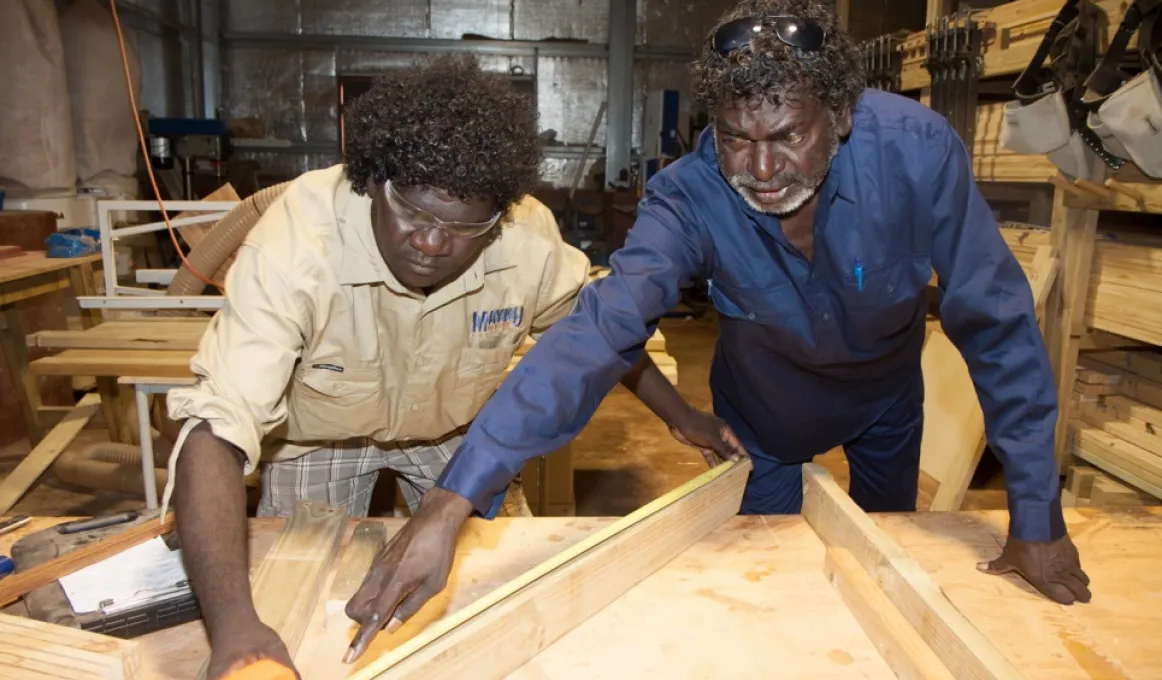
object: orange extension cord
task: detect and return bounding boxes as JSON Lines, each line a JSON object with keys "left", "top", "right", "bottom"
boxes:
{"left": 109, "top": 0, "right": 224, "bottom": 291}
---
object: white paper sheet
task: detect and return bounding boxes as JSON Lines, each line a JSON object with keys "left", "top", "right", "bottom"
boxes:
{"left": 58, "top": 537, "right": 190, "bottom": 614}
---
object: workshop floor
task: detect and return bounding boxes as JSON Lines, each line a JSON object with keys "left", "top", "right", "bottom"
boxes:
{"left": 0, "top": 314, "right": 1008, "bottom": 518}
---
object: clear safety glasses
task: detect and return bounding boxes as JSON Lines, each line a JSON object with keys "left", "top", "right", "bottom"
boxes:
{"left": 384, "top": 181, "right": 502, "bottom": 239}
{"left": 711, "top": 15, "right": 827, "bottom": 56}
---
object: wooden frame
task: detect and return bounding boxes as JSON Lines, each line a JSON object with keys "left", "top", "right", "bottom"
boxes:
{"left": 802, "top": 464, "right": 1022, "bottom": 679}
{"left": 341, "top": 461, "right": 1017, "bottom": 680}
{"left": 1, "top": 464, "right": 1023, "bottom": 679}
{"left": 346, "top": 459, "right": 752, "bottom": 679}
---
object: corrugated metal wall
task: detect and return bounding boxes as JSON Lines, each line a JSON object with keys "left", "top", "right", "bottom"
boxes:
{"left": 218, "top": 0, "right": 740, "bottom": 187}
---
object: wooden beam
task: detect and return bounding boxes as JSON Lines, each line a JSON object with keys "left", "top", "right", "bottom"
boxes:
{"left": 1048, "top": 180, "right": 1104, "bottom": 467}
{"left": 346, "top": 459, "right": 751, "bottom": 680}
{"left": 801, "top": 463, "right": 1022, "bottom": 680}
{"left": 0, "top": 393, "right": 101, "bottom": 514}
{"left": 0, "top": 612, "right": 142, "bottom": 679}
{"left": 0, "top": 512, "right": 174, "bottom": 608}
{"left": 824, "top": 548, "right": 956, "bottom": 680}
{"left": 195, "top": 501, "right": 348, "bottom": 679}
{"left": 1028, "top": 245, "right": 1059, "bottom": 325}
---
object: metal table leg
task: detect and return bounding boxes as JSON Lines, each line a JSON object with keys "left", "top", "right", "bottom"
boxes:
{"left": 136, "top": 385, "right": 158, "bottom": 509}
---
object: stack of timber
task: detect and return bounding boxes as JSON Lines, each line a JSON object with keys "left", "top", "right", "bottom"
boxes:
{"left": 1062, "top": 460, "right": 1159, "bottom": 507}
{"left": 999, "top": 223, "right": 1162, "bottom": 347}
{"left": 1069, "top": 351, "right": 1162, "bottom": 501}
{"left": 897, "top": 0, "right": 1132, "bottom": 92}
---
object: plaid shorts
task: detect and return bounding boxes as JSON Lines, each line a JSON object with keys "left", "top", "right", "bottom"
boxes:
{"left": 255, "top": 429, "right": 533, "bottom": 518}
{"left": 256, "top": 428, "right": 465, "bottom": 518}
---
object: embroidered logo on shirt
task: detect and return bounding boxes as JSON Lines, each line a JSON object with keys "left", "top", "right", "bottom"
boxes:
{"left": 471, "top": 305, "right": 525, "bottom": 334}
{"left": 312, "top": 363, "right": 344, "bottom": 373}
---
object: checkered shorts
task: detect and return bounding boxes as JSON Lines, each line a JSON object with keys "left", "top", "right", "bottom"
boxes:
{"left": 256, "top": 428, "right": 531, "bottom": 518}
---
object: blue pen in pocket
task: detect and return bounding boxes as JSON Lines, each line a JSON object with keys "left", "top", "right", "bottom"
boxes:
{"left": 853, "top": 258, "right": 864, "bottom": 292}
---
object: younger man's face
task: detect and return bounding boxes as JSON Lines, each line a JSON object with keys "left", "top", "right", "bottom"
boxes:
{"left": 371, "top": 183, "right": 496, "bottom": 291}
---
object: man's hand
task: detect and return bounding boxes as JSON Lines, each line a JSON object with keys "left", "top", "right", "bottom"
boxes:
{"left": 978, "top": 533, "right": 1092, "bottom": 605}
{"left": 667, "top": 406, "right": 749, "bottom": 468}
{"left": 343, "top": 487, "right": 474, "bottom": 663}
{"left": 206, "top": 621, "right": 298, "bottom": 680}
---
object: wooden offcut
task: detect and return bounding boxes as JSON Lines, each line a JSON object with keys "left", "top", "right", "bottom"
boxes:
{"left": 195, "top": 501, "right": 348, "bottom": 680}
{"left": 801, "top": 463, "right": 1023, "bottom": 680}
{"left": 919, "top": 328, "right": 987, "bottom": 512}
{"left": 347, "top": 459, "right": 751, "bottom": 680}
{"left": 0, "top": 512, "right": 174, "bottom": 608}
{"left": 0, "top": 612, "right": 142, "bottom": 679}
{"left": 0, "top": 392, "right": 101, "bottom": 514}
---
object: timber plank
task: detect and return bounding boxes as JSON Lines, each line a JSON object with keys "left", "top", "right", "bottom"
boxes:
{"left": 824, "top": 548, "right": 956, "bottom": 680}
{"left": 801, "top": 463, "right": 1023, "bottom": 680}
{"left": 0, "top": 612, "right": 142, "bottom": 679}
{"left": 345, "top": 459, "right": 751, "bottom": 680}
{"left": 196, "top": 501, "right": 348, "bottom": 680}
{"left": 0, "top": 393, "right": 101, "bottom": 514}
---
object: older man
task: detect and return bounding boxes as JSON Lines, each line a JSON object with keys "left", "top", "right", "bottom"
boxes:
{"left": 343, "top": 0, "right": 1091, "bottom": 659}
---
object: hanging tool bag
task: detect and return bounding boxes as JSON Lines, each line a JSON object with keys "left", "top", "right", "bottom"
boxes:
{"left": 1084, "top": 0, "right": 1162, "bottom": 178}
{"left": 1002, "top": 0, "right": 1162, "bottom": 180}
{"left": 1001, "top": 0, "right": 1111, "bottom": 179}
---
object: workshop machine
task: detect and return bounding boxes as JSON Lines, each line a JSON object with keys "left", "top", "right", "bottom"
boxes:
{"left": 145, "top": 117, "right": 233, "bottom": 201}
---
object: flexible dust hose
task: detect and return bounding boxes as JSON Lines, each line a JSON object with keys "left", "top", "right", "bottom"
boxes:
{"left": 165, "top": 181, "right": 291, "bottom": 298}
{"left": 52, "top": 441, "right": 171, "bottom": 497}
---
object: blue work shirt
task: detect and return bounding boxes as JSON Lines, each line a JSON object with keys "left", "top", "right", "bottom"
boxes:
{"left": 438, "top": 88, "right": 1065, "bottom": 543}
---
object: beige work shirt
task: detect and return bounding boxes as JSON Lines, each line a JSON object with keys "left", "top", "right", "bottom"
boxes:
{"left": 165, "top": 164, "right": 590, "bottom": 483}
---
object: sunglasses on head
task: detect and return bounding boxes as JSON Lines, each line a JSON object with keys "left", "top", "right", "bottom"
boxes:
{"left": 712, "top": 15, "right": 827, "bottom": 56}
{"left": 384, "top": 180, "right": 501, "bottom": 239}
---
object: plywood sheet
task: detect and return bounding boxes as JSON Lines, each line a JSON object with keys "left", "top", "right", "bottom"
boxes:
{"left": 877, "top": 508, "right": 1162, "bottom": 678}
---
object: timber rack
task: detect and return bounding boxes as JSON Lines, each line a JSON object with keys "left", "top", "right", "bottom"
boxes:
{"left": 875, "top": 0, "right": 1162, "bottom": 504}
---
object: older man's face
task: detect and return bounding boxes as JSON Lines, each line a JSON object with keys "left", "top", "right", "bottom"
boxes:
{"left": 714, "top": 94, "right": 850, "bottom": 216}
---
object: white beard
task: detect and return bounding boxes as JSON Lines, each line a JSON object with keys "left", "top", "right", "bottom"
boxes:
{"left": 718, "top": 113, "right": 842, "bottom": 217}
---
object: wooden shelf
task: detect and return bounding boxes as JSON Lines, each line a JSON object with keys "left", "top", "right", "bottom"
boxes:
{"left": 897, "top": 0, "right": 1132, "bottom": 92}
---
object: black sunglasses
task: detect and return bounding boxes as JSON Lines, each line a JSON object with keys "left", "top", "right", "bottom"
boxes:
{"left": 712, "top": 15, "right": 827, "bottom": 55}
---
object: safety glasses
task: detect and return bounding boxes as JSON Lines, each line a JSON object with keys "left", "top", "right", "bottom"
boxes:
{"left": 384, "top": 181, "right": 501, "bottom": 239}
{"left": 711, "top": 15, "right": 827, "bottom": 56}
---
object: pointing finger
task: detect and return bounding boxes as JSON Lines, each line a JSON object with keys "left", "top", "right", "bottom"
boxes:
{"left": 343, "top": 612, "right": 382, "bottom": 664}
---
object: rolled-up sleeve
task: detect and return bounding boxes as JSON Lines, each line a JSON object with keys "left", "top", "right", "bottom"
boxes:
{"left": 929, "top": 130, "right": 1065, "bottom": 543}
{"left": 166, "top": 244, "right": 309, "bottom": 474}
{"left": 437, "top": 182, "right": 707, "bottom": 516}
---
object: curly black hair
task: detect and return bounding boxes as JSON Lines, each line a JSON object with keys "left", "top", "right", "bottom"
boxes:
{"left": 693, "top": 0, "right": 865, "bottom": 114}
{"left": 343, "top": 55, "right": 542, "bottom": 213}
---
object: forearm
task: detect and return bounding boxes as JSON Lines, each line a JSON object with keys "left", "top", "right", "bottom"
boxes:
{"left": 174, "top": 422, "right": 258, "bottom": 644}
{"left": 620, "top": 353, "right": 693, "bottom": 427}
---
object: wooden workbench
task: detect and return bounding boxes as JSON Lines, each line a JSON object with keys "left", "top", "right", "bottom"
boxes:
{"left": 4, "top": 508, "right": 1157, "bottom": 679}
{"left": 0, "top": 251, "right": 103, "bottom": 445}
{"left": 24, "top": 320, "right": 677, "bottom": 517}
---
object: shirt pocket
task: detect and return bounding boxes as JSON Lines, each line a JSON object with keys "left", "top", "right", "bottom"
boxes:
{"left": 838, "top": 258, "right": 920, "bottom": 352}
{"left": 708, "top": 279, "right": 796, "bottom": 326}
{"left": 451, "top": 342, "right": 522, "bottom": 418}
{"left": 286, "top": 366, "right": 384, "bottom": 441}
